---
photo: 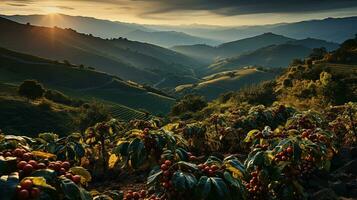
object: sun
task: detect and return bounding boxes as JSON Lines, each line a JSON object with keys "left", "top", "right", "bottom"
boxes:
{"left": 43, "top": 6, "right": 61, "bottom": 14}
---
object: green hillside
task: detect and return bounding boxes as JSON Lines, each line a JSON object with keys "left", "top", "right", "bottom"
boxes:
{"left": 174, "top": 68, "right": 278, "bottom": 100}
{"left": 208, "top": 44, "right": 311, "bottom": 73}
{"left": 0, "top": 47, "right": 175, "bottom": 114}
{"left": 0, "top": 17, "right": 202, "bottom": 85}
{"left": 0, "top": 83, "right": 78, "bottom": 136}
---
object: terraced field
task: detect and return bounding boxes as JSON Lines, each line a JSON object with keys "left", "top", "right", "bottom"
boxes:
{"left": 109, "top": 104, "right": 151, "bottom": 121}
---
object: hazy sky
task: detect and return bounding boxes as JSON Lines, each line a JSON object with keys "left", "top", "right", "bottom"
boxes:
{"left": 1, "top": 0, "right": 357, "bottom": 26}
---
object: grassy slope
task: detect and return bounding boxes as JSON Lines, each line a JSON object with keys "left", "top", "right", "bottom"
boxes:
{"left": 0, "top": 83, "right": 77, "bottom": 136}
{"left": 208, "top": 44, "right": 311, "bottom": 73}
{"left": 0, "top": 47, "right": 175, "bottom": 114}
{"left": 175, "top": 68, "right": 277, "bottom": 100}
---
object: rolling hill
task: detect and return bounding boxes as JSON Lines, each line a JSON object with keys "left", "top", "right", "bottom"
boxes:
{"left": 0, "top": 17, "right": 202, "bottom": 86}
{"left": 217, "top": 32, "right": 294, "bottom": 57}
{"left": 172, "top": 33, "right": 336, "bottom": 64}
{"left": 286, "top": 38, "right": 339, "bottom": 51}
{"left": 208, "top": 44, "right": 312, "bottom": 73}
{"left": 1, "top": 14, "right": 220, "bottom": 47}
{"left": 174, "top": 68, "right": 278, "bottom": 100}
{"left": 0, "top": 47, "right": 175, "bottom": 114}
{"left": 0, "top": 82, "right": 78, "bottom": 136}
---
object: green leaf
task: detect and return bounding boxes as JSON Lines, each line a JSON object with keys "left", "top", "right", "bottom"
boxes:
{"left": 175, "top": 148, "right": 189, "bottom": 161}
{"left": 128, "top": 139, "right": 147, "bottom": 169}
{"left": 31, "top": 169, "right": 57, "bottom": 185}
{"left": 196, "top": 176, "right": 211, "bottom": 199}
{"left": 75, "top": 143, "right": 85, "bottom": 158}
{"left": 223, "top": 171, "right": 240, "bottom": 188}
{"left": 171, "top": 171, "right": 197, "bottom": 191}
{"left": 0, "top": 172, "right": 19, "bottom": 200}
{"left": 175, "top": 161, "right": 198, "bottom": 171}
{"left": 60, "top": 178, "right": 92, "bottom": 200}
{"left": 112, "top": 141, "right": 129, "bottom": 156}
{"left": 147, "top": 169, "right": 162, "bottom": 186}
{"left": 0, "top": 156, "right": 17, "bottom": 175}
{"left": 245, "top": 151, "right": 265, "bottom": 170}
{"left": 205, "top": 156, "right": 223, "bottom": 165}
{"left": 211, "top": 177, "right": 231, "bottom": 200}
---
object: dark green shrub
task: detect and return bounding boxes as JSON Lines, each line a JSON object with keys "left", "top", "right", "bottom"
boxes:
{"left": 18, "top": 80, "right": 45, "bottom": 101}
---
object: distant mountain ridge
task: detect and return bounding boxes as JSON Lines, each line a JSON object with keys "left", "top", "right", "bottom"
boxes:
{"left": 0, "top": 14, "right": 150, "bottom": 38}
{"left": 1, "top": 14, "right": 220, "bottom": 47}
{"left": 164, "top": 16, "right": 357, "bottom": 43}
{"left": 172, "top": 33, "right": 338, "bottom": 64}
{"left": 123, "top": 29, "right": 220, "bottom": 48}
{"left": 0, "top": 17, "right": 202, "bottom": 86}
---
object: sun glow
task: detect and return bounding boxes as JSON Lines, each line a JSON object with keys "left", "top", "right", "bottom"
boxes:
{"left": 43, "top": 7, "right": 61, "bottom": 15}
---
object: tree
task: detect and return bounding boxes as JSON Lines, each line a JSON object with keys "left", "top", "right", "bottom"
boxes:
{"left": 18, "top": 80, "right": 45, "bottom": 101}
{"left": 290, "top": 58, "right": 304, "bottom": 66}
{"left": 76, "top": 101, "right": 111, "bottom": 132}
{"left": 309, "top": 47, "right": 327, "bottom": 60}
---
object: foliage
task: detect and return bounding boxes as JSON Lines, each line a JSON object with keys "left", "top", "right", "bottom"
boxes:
{"left": 18, "top": 80, "right": 45, "bottom": 101}
{"left": 44, "top": 89, "right": 83, "bottom": 107}
{"left": 170, "top": 95, "right": 207, "bottom": 118}
{"left": 76, "top": 102, "right": 111, "bottom": 132}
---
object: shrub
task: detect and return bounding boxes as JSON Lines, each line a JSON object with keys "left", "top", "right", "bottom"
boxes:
{"left": 75, "top": 101, "right": 111, "bottom": 132}
{"left": 18, "top": 80, "right": 45, "bottom": 101}
{"left": 44, "top": 90, "right": 72, "bottom": 105}
{"left": 171, "top": 95, "right": 207, "bottom": 117}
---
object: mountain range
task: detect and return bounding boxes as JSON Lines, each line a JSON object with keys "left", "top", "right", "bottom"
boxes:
{"left": 1, "top": 14, "right": 220, "bottom": 48}
{"left": 172, "top": 33, "right": 339, "bottom": 64}
{"left": 3, "top": 14, "right": 357, "bottom": 46}
{"left": 0, "top": 17, "right": 201, "bottom": 86}
{"left": 151, "top": 17, "right": 357, "bottom": 43}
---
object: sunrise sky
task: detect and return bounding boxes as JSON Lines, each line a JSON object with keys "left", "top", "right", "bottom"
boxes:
{"left": 1, "top": 0, "right": 357, "bottom": 26}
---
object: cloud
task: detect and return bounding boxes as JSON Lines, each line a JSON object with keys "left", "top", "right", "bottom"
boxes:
{"left": 57, "top": 6, "right": 75, "bottom": 10}
{"left": 134, "top": 0, "right": 357, "bottom": 16}
{"left": 7, "top": 3, "right": 28, "bottom": 6}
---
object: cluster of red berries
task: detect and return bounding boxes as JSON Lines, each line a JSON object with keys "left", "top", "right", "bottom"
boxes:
{"left": 197, "top": 163, "right": 221, "bottom": 177}
{"left": 1, "top": 148, "right": 33, "bottom": 162}
{"left": 123, "top": 190, "right": 147, "bottom": 200}
{"left": 298, "top": 155, "right": 316, "bottom": 177}
{"left": 160, "top": 160, "right": 173, "bottom": 189}
{"left": 298, "top": 117, "right": 314, "bottom": 129}
{"left": 273, "top": 146, "right": 293, "bottom": 162}
{"left": 301, "top": 130, "right": 326, "bottom": 143}
{"left": 17, "top": 159, "right": 46, "bottom": 176}
{"left": 16, "top": 179, "right": 40, "bottom": 200}
{"left": 245, "top": 170, "right": 265, "bottom": 199}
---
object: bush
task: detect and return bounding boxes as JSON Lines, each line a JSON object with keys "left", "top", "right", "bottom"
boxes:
{"left": 18, "top": 80, "right": 45, "bottom": 101}
{"left": 170, "top": 95, "right": 207, "bottom": 117}
{"left": 75, "top": 101, "right": 111, "bottom": 132}
{"left": 231, "top": 81, "right": 277, "bottom": 106}
{"left": 44, "top": 90, "right": 83, "bottom": 106}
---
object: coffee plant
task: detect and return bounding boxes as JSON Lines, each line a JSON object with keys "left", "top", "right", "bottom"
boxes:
{"left": 0, "top": 102, "right": 355, "bottom": 199}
